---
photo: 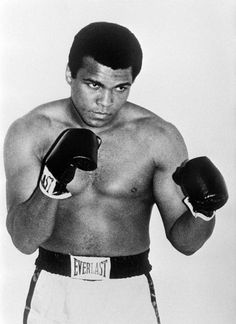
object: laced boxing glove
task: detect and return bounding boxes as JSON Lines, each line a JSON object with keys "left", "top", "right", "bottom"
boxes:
{"left": 173, "top": 156, "right": 228, "bottom": 221}
{"left": 39, "top": 128, "right": 101, "bottom": 199}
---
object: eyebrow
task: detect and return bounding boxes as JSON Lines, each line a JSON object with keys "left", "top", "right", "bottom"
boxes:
{"left": 83, "top": 78, "right": 132, "bottom": 88}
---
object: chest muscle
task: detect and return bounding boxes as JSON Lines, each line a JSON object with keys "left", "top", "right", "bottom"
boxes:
{"left": 67, "top": 136, "right": 154, "bottom": 200}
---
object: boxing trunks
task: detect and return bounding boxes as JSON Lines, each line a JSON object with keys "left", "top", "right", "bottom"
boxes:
{"left": 23, "top": 247, "right": 161, "bottom": 324}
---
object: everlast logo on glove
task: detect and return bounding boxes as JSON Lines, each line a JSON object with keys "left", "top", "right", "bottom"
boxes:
{"left": 40, "top": 166, "right": 56, "bottom": 194}
{"left": 70, "top": 256, "right": 111, "bottom": 280}
{"left": 39, "top": 166, "right": 72, "bottom": 199}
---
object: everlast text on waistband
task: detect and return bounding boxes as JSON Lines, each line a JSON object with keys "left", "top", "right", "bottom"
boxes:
{"left": 71, "top": 256, "right": 111, "bottom": 280}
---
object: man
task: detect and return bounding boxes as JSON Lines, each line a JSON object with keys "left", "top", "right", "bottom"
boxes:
{"left": 4, "top": 22, "right": 228, "bottom": 324}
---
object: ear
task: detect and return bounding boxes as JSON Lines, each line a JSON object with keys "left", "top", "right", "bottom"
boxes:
{"left": 65, "top": 64, "right": 73, "bottom": 85}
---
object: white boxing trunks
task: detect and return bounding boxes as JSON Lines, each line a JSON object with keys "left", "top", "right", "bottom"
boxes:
{"left": 23, "top": 248, "right": 161, "bottom": 324}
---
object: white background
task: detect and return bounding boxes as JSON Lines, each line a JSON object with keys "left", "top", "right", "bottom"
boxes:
{"left": 0, "top": 1, "right": 235, "bottom": 323}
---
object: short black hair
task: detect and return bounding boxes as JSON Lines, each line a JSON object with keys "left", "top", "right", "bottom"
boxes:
{"left": 68, "top": 22, "right": 143, "bottom": 81}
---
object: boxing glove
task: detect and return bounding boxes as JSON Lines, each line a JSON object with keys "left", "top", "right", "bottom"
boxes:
{"left": 173, "top": 156, "right": 228, "bottom": 220}
{"left": 39, "top": 128, "right": 101, "bottom": 199}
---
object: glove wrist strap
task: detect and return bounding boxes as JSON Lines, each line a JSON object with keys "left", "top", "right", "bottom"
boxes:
{"left": 184, "top": 197, "right": 216, "bottom": 221}
{"left": 39, "top": 166, "right": 72, "bottom": 199}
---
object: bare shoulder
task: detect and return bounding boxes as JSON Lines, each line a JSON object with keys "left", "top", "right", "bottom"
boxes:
{"left": 4, "top": 98, "right": 70, "bottom": 167}
{"left": 124, "top": 102, "right": 188, "bottom": 169}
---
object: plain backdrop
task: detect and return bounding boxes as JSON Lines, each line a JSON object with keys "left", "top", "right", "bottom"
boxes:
{"left": 0, "top": 1, "right": 235, "bottom": 323}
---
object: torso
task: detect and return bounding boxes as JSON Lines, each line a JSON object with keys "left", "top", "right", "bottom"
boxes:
{"left": 23, "top": 98, "right": 171, "bottom": 256}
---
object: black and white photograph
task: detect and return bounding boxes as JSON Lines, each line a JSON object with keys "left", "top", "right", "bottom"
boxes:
{"left": 0, "top": 1, "right": 235, "bottom": 323}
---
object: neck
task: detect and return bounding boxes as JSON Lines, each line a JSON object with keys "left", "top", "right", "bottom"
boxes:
{"left": 69, "top": 98, "right": 86, "bottom": 126}
{"left": 68, "top": 98, "right": 121, "bottom": 133}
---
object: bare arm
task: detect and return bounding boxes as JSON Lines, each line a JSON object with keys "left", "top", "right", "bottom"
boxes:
{"left": 4, "top": 119, "right": 59, "bottom": 254}
{"left": 153, "top": 123, "right": 215, "bottom": 255}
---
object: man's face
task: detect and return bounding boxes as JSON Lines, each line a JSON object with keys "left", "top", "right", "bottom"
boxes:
{"left": 67, "top": 56, "right": 133, "bottom": 128}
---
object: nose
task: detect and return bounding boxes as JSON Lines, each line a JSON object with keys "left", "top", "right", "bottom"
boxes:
{"left": 97, "top": 89, "right": 113, "bottom": 108}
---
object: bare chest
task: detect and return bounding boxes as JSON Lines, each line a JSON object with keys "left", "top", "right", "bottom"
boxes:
{"left": 67, "top": 133, "right": 155, "bottom": 199}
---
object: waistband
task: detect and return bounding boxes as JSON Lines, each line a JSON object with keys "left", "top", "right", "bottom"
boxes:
{"left": 35, "top": 247, "right": 152, "bottom": 280}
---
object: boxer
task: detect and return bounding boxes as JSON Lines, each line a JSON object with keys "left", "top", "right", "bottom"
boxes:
{"left": 4, "top": 22, "right": 228, "bottom": 324}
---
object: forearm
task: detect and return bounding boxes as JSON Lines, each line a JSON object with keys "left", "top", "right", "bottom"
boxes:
{"left": 7, "top": 188, "right": 59, "bottom": 254}
{"left": 167, "top": 210, "right": 215, "bottom": 255}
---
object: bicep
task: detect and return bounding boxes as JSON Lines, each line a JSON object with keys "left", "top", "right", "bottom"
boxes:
{"left": 4, "top": 122, "right": 41, "bottom": 210}
{"left": 152, "top": 123, "right": 189, "bottom": 235}
{"left": 153, "top": 169, "right": 187, "bottom": 235}
{"left": 5, "top": 165, "right": 40, "bottom": 210}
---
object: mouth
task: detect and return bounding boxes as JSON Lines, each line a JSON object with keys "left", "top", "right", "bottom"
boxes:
{"left": 91, "top": 111, "right": 111, "bottom": 119}
{"left": 93, "top": 111, "right": 109, "bottom": 115}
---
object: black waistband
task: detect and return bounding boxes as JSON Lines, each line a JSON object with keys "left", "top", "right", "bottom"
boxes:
{"left": 35, "top": 247, "right": 152, "bottom": 279}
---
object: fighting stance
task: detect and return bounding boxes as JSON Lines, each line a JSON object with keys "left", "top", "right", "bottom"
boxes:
{"left": 4, "top": 22, "right": 228, "bottom": 323}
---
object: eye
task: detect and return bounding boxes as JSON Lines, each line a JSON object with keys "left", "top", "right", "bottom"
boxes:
{"left": 87, "top": 82, "right": 100, "bottom": 90}
{"left": 115, "top": 86, "right": 129, "bottom": 93}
